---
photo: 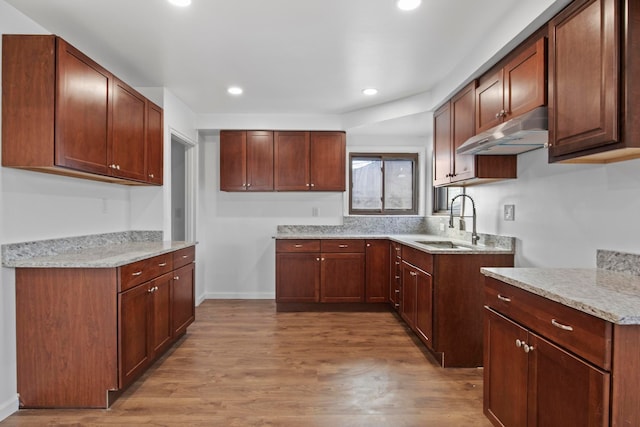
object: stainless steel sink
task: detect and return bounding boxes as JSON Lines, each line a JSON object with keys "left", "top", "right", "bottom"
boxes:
{"left": 414, "top": 240, "right": 473, "bottom": 250}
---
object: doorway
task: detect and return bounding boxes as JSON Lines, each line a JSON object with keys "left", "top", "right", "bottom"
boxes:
{"left": 171, "top": 133, "right": 195, "bottom": 241}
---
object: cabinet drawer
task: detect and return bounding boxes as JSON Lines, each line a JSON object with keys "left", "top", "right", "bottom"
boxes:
{"left": 401, "top": 245, "right": 433, "bottom": 273}
{"left": 276, "top": 239, "right": 320, "bottom": 253}
{"left": 119, "top": 253, "right": 173, "bottom": 292}
{"left": 485, "top": 277, "right": 612, "bottom": 369}
{"left": 173, "top": 246, "right": 195, "bottom": 269}
{"left": 321, "top": 239, "right": 365, "bottom": 253}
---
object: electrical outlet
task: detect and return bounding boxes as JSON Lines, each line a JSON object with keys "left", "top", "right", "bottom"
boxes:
{"left": 504, "top": 204, "right": 515, "bottom": 221}
{"left": 439, "top": 222, "right": 445, "bottom": 231}
{"left": 312, "top": 207, "right": 319, "bottom": 217}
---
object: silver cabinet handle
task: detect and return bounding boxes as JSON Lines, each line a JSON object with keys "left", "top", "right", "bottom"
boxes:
{"left": 338, "top": 244, "right": 348, "bottom": 248}
{"left": 310, "top": 183, "right": 315, "bottom": 187}
{"left": 497, "top": 294, "right": 511, "bottom": 302}
{"left": 551, "top": 319, "right": 573, "bottom": 331}
{"left": 366, "top": 243, "right": 371, "bottom": 247}
{"left": 174, "top": 276, "right": 179, "bottom": 280}
{"left": 149, "top": 173, "right": 154, "bottom": 178}
{"left": 158, "top": 262, "right": 167, "bottom": 267}
{"left": 132, "top": 271, "right": 143, "bottom": 276}
{"left": 394, "top": 303, "right": 400, "bottom": 308}
{"left": 395, "top": 261, "right": 400, "bottom": 265}
{"left": 148, "top": 286, "right": 158, "bottom": 293}
{"left": 182, "top": 255, "right": 189, "bottom": 258}
{"left": 523, "top": 344, "right": 534, "bottom": 353}
{"left": 316, "top": 257, "right": 320, "bottom": 261}
{"left": 410, "top": 271, "right": 417, "bottom": 277}
{"left": 515, "top": 339, "right": 522, "bottom": 348}
{"left": 294, "top": 244, "right": 303, "bottom": 248}
{"left": 395, "top": 275, "right": 400, "bottom": 279}
{"left": 321, "top": 257, "right": 325, "bottom": 261}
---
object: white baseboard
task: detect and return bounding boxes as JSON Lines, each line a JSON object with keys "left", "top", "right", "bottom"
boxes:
{"left": 203, "top": 291, "right": 275, "bottom": 300}
{"left": 0, "top": 395, "right": 19, "bottom": 423}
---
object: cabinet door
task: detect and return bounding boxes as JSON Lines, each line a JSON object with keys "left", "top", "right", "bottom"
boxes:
{"left": 246, "top": 130, "right": 274, "bottom": 191}
{"left": 365, "top": 240, "right": 389, "bottom": 303}
{"left": 451, "top": 81, "right": 477, "bottom": 183}
{"left": 310, "top": 132, "right": 345, "bottom": 191}
{"left": 119, "top": 283, "right": 151, "bottom": 388}
{"left": 55, "top": 38, "right": 111, "bottom": 175}
{"left": 146, "top": 102, "right": 163, "bottom": 185}
{"left": 504, "top": 37, "right": 546, "bottom": 121}
{"left": 548, "top": 0, "right": 619, "bottom": 159}
{"left": 320, "top": 253, "right": 365, "bottom": 302}
{"left": 276, "top": 253, "right": 320, "bottom": 302}
{"left": 172, "top": 263, "right": 195, "bottom": 336}
{"left": 483, "top": 308, "right": 528, "bottom": 427}
{"left": 432, "top": 102, "right": 452, "bottom": 187}
{"left": 274, "top": 131, "right": 310, "bottom": 190}
{"left": 111, "top": 78, "right": 147, "bottom": 181}
{"left": 415, "top": 269, "right": 433, "bottom": 349}
{"left": 220, "top": 130, "right": 247, "bottom": 191}
{"left": 400, "top": 263, "right": 417, "bottom": 329}
{"left": 475, "top": 69, "right": 504, "bottom": 133}
{"left": 528, "top": 333, "right": 610, "bottom": 427}
{"left": 149, "top": 273, "right": 173, "bottom": 355}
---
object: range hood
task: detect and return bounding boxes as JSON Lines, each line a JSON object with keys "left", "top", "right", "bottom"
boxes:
{"left": 456, "top": 106, "right": 548, "bottom": 155}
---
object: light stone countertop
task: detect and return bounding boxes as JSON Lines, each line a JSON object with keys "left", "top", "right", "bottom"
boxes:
{"left": 275, "top": 233, "right": 514, "bottom": 255}
{"left": 482, "top": 267, "right": 640, "bottom": 325}
{"left": 3, "top": 241, "right": 195, "bottom": 268}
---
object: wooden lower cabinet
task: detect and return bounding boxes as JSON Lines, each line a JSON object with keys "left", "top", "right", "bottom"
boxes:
{"left": 389, "top": 242, "right": 402, "bottom": 310}
{"left": 365, "top": 240, "right": 389, "bottom": 303}
{"left": 15, "top": 246, "right": 196, "bottom": 408}
{"left": 276, "top": 252, "right": 321, "bottom": 302}
{"left": 484, "top": 308, "right": 610, "bottom": 427}
{"left": 320, "top": 252, "right": 365, "bottom": 302}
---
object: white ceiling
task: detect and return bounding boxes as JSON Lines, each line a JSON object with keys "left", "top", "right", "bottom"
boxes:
{"left": 5, "top": 0, "right": 569, "bottom": 134}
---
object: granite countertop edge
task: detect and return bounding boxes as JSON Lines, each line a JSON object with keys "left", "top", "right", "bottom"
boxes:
{"left": 275, "top": 233, "right": 514, "bottom": 255}
{"left": 3, "top": 241, "right": 196, "bottom": 268}
{"left": 481, "top": 267, "right": 640, "bottom": 325}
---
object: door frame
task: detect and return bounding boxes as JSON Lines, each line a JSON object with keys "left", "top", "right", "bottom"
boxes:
{"left": 169, "top": 128, "right": 197, "bottom": 242}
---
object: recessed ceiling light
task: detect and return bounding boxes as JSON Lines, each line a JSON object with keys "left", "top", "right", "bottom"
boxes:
{"left": 396, "top": 0, "right": 422, "bottom": 11}
{"left": 227, "top": 86, "right": 243, "bottom": 95}
{"left": 362, "top": 88, "right": 378, "bottom": 96}
{"left": 168, "top": 0, "right": 191, "bottom": 7}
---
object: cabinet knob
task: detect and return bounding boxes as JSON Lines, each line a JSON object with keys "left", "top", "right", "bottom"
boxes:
{"left": 310, "top": 183, "right": 315, "bottom": 187}
{"left": 247, "top": 183, "right": 251, "bottom": 187}
{"left": 306, "top": 183, "right": 310, "bottom": 187}
{"left": 394, "top": 303, "right": 400, "bottom": 308}
{"left": 149, "top": 173, "right": 154, "bottom": 178}
{"left": 515, "top": 339, "right": 522, "bottom": 348}
{"left": 410, "top": 271, "right": 417, "bottom": 277}
{"left": 174, "top": 276, "right": 180, "bottom": 280}
{"left": 316, "top": 257, "right": 320, "bottom": 261}
{"left": 366, "top": 243, "right": 371, "bottom": 247}
{"left": 523, "top": 344, "right": 534, "bottom": 353}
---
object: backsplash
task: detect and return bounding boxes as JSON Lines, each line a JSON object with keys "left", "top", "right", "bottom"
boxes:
{"left": 597, "top": 250, "right": 640, "bottom": 276}
{"left": 277, "top": 216, "right": 428, "bottom": 235}
{"left": 2, "top": 230, "right": 163, "bottom": 265}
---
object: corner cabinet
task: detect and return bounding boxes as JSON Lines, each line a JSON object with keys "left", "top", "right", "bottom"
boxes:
{"left": 2, "top": 35, "right": 163, "bottom": 185}
{"left": 548, "top": 0, "right": 640, "bottom": 163}
{"left": 15, "top": 246, "right": 195, "bottom": 408}
{"left": 433, "top": 82, "right": 517, "bottom": 187}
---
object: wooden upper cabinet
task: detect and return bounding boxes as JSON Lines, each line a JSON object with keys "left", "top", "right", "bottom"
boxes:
{"left": 432, "top": 101, "right": 452, "bottom": 187}
{"left": 55, "top": 37, "right": 111, "bottom": 175}
{"left": 146, "top": 102, "right": 164, "bottom": 185}
{"left": 310, "top": 131, "right": 346, "bottom": 191}
{"left": 451, "top": 81, "right": 477, "bottom": 182}
{"left": 246, "top": 131, "right": 274, "bottom": 191}
{"left": 1, "top": 34, "right": 163, "bottom": 185}
{"left": 433, "top": 81, "right": 516, "bottom": 187}
{"left": 219, "top": 130, "right": 274, "bottom": 191}
{"left": 111, "top": 78, "right": 147, "bottom": 182}
{"left": 274, "top": 131, "right": 310, "bottom": 190}
{"left": 219, "top": 130, "right": 247, "bottom": 191}
{"left": 476, "top": 37, "right": 546, "bottom": 134}
{"left": 548, "top": 0, "right": 640, "bottom": 163}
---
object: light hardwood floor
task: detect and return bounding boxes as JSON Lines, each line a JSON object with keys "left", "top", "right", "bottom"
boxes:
{"left": 2, "top": 300, "right": 491, "bottom": 426}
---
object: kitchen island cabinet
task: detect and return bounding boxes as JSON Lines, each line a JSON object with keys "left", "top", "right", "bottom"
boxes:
{"left": 2, "top": 35, "right": 164, "bottom": 185}
{"left": 14, "top": 245, "right": 196, "bottom": 408}
{"left": 548, "top": 0, "right": 640, "bottom": 163}
{"left": 482, "top": 267, "right": 640, "bottom": 427}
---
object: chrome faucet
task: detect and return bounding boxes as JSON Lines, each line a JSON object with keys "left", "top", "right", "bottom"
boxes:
{"left": 449, "top": 194, "right": 480, "bottom": 245}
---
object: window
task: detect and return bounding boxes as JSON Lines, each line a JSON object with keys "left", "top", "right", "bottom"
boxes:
{"left": 433, "top": 186, "right": 463, "bottom": 215}
{"left": 349, "top": 153, "right": 418, "bottom": 215}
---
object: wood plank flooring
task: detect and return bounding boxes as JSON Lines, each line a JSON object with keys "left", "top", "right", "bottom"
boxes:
{"left": 2, "top": 300, "right": 491, "bottom": 426}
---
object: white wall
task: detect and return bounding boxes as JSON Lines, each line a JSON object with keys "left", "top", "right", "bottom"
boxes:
{"left": 462, "top": 149, "right": 640, "bottom": 267}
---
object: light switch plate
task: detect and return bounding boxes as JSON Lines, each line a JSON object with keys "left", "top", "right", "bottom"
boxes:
{"left": 504, "top": 204, "right": 515, "bottom": 221}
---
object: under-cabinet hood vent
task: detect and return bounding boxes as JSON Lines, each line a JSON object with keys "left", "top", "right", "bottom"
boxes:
{"left": 456, "top": 106, "right": 548, "bottom": 155}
